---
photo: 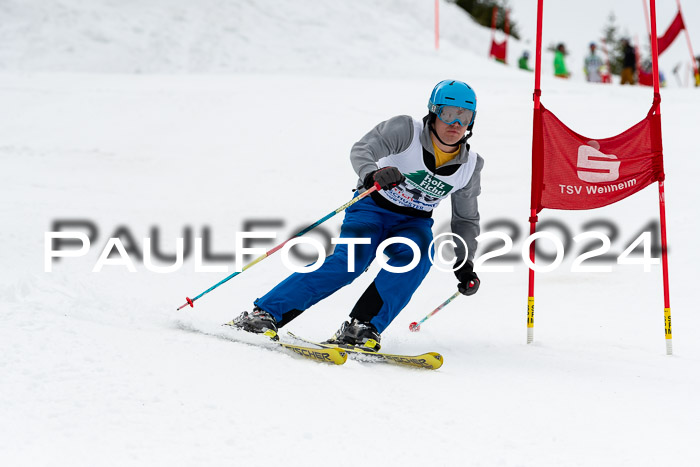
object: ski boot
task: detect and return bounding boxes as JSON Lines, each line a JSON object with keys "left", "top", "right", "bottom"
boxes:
{"left": 229, "top": 306, "right": 279, "bottom": 339}
{"left": 325, "top": 319, "right": 381, "bottom": 352}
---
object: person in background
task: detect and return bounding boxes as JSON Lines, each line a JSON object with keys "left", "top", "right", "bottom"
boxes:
{"left": 518, "top": 50, "right": 532, "bottom": 71}
{"left": 584, "top": 42, "right": 604, "bottom": 83}
{"left": 620, "top": 38, "right": 636, "bottom": 85}
{"left": 554, "top": 43, "right": 570, "bottom": 79}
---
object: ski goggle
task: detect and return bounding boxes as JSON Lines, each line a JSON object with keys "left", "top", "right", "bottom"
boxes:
{"left": 437, "top": 105, "right": 474, "bottom": 127}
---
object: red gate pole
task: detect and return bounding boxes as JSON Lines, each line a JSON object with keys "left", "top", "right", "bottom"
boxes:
{"left": 600, "top": 38, "right": 612, "bottom": 83}
{"left": 505, "top": 9, "right": 510, "bottom": 64}
{"left": 643, "top": 0, "right": 651, "bottom": 38}
{"left": 635, "top": 35, "right": 643, "bottom": 85}
{"left": 676, "top": 0, "right": 699, "bottom": 85}
{"left": 435, "top": 0, "right": 440, "bottom": 51}
{"left": 649, "top": 0, "right": 673, "bottom": 355}
{"left": 488, "top": 6, "right": 497, "bottom": 58}
{"left": 527, "top": 0, "right": 544, "bottom": 344}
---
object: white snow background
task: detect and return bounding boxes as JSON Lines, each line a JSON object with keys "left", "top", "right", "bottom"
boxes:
{"left": 1, "top": 0, "right": 699, "bottom": 466}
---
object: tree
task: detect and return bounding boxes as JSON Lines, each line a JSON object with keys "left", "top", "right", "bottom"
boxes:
{"left": 451, "top": 0, "right": 521, "bottom": 40}
{"left": 602, "top": 11, "right": 623, "bottom": 76}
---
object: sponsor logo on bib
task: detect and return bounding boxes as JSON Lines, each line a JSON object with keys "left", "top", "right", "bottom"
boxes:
{"left": 404, "top": 170, "right": 454, "bottom": 198}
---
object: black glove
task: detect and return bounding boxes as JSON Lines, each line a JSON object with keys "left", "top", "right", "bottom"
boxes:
{"left": 363, "top": 167, "right": 405, "bottom": 191}
{"left": 455, "top": 260, "right": 480, "bottom": 296}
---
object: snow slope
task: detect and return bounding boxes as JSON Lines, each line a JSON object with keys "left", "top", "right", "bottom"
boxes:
{"left": 2, "top": 1, "right": 700, "bottom": 466}
{"left": 3, "top": 0, "right": 698, "bottom": 85}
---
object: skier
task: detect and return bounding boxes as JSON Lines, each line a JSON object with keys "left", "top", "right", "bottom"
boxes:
{"left": 584, "top": 42, "right": 604, "bottom": 83}
{"left": 518, "top": 51, "right": 532, "bottom": 71}
{"left": 620, "top": 38, "right": 636, "bottom": 85}
{"left": 231, "top": 80, "right": 484, "bottom": 352}
{"left": 554, "top": 43, "right": 570, "bottom": 79}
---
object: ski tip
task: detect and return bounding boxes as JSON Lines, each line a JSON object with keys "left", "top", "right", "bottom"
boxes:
{"left": 334, "top": 349, "right": 348, "bottom": 365}
{"left": 427, "top": 352, "right": 443, "bottom": 369}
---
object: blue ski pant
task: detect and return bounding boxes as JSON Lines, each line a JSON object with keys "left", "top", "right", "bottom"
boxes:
{"left": 255, "top": 195, "right": 434, "bottom": 333}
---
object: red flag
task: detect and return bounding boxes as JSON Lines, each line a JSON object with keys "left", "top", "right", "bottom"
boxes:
{"left": 490, "top": 40, "right": 507, "bottom": 62}
{"left": 489, "top": 5, "right": 508, "bottom": 63}
{"left": 531, "top": 104, "right": 664, "bottom": 212}
{"left": 638, "top": 69, "right": 654, "bottom": 86}
{"left": 657, "top": 11, "right": 685, "bottom": 55}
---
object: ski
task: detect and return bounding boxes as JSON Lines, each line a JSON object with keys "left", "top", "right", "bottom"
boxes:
{"left": 273, "top": 336, "right": 348, "bottom": 365}
{"left": 286, "top": 331, "right": 443, "bottom": 370}
{"left": 177, "top": 320, "right": 347, "bottom": 365}
{"left": 228, "top": 325, "right": 348, "bottom": 365}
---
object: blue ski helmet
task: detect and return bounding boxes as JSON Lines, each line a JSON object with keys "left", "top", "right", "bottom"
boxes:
{"left": 428, "top": 79, "right": 477, "bottom": 130}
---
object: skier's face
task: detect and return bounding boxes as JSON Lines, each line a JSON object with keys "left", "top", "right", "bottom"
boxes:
{"left": 433, "top": 116, "right": 466, "bottom": 146}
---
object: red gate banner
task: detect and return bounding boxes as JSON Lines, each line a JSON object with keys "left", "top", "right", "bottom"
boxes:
{"left": 657, "top": 11, "right": 685, "bottom": 55}
{"left": 489, "top": 6, "right": 509, "bottom": 63}
{"left": 531, "top": 103, "right": 664, "bottom": 212}
{"left": 490, "top": 40, "right": 507, "bottom": 62}
{"left": 527, "top": 0, "right": 673, "bottom": 354}
{"left": 638, "top": 68, "right": 654, "bottom": 86}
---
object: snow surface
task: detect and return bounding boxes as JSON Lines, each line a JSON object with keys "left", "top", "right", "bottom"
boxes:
{"left": 2, "top": 1, "right": 700, "bottom": 466}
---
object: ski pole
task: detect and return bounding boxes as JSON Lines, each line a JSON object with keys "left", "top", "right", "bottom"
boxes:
{"left": 177, "top": 184, "right": 380, "bottom": 310}
{"left": 409, "top": 290, "right": 462, "bottom": 332}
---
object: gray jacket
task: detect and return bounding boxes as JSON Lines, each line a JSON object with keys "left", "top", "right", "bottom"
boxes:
{"left": 350, "top": 115, "right": 483, "bottom": 262}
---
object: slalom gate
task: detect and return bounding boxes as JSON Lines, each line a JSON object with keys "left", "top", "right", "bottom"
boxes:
{"left": 526, "top": 0, "right": 673, "bottom": 354}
